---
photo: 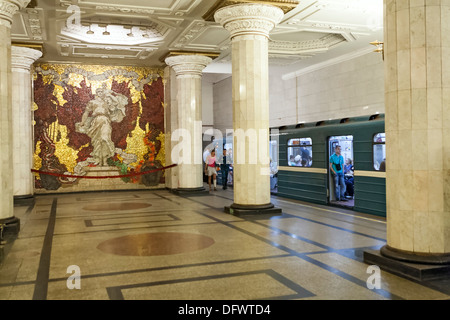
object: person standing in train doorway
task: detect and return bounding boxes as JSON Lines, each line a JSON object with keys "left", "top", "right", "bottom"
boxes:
{"left": 330, "top": 145, "right": 346, "bottom": 202}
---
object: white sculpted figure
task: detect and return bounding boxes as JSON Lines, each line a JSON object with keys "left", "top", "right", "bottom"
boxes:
{"left": 75, "top": 86, "right": 128, "bottom": 166}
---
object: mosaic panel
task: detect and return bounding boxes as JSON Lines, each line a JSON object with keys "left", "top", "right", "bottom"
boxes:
{"left": 33, "top": 63, "right": 165, "bottom": 192}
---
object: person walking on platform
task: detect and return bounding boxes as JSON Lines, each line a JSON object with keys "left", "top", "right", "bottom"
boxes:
{"left": 220, "top": 149, "right": 230, "bottom": 190}
{"left": 205, "top": 150, "right": 218, "bottom": 191}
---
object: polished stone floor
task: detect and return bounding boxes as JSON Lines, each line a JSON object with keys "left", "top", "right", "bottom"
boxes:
{"left": 1, "top": 187, "right": 449, "bottom": 300}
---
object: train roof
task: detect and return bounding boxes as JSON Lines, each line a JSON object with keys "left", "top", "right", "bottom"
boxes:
{"left": 272, "top": 114, "right": 385, "bottom": 132}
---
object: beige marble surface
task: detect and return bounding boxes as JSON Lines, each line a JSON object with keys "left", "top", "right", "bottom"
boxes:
{"left": 215, "top": 4, "right": 283, "bottom": 206}
{"left": 11, "top": 46, "right": 42, "bottom": 197}
{"left": 163, "top": 66, "right": 179, "bottom": 190}
{"left": 165, "top": 55, "right": 212, "bottom": 190}
{"left": 0, "top": 0, "right": 32, "bottom": 219}
{"left": 0, "top": 24, "right": 13, "bottom": 220}
{"left": 384, "top": 0, "right": 450, "bottom": 254}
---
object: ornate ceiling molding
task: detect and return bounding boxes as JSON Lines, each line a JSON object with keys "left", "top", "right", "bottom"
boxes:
{"left": 0, "top": 0, "right": 30, "bottom": 26}
{"left": 59, "top": 0, "right": 204, "bottom": 16}
{"left": 94, "top": 6, "right": 155, "bottom": 15}
{"left": 203, "top": 0, "right": 299, "bottom": 22}
{"left": 169, "top": 19, "right": 228, "bottom": 52}
{"left": 25, "top": 7, "right": 44, "bottom": 41}
{"left": 10, "top": 0, "right": 383, "bottom": 68}
{"left": 165, "top": 54, "right": 213, "bottom": 77}
{"left": 269, "top": 33, "right": 346, "bottom": 54}
{"left": 56, "top": 38, "right": 158, "bottom": 60}
{"left": 60, "top": 21, "right": 167, "bottom": 46}
{"left": 11, "top": 44, "right": 42, "bottom": 71}
{"left": 214, "top": 3, "right": 284, "bottom": 39}
{"left": 11, "top": 8, "right": 46, "bottom": 42}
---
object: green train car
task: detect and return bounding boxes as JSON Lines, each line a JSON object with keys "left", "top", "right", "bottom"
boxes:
{"left": 271, "top": 114, "right": 386, "bottom": 217}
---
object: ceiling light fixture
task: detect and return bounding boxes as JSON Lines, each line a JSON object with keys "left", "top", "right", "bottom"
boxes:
{"left": 370, "top": 40, "right": 384, "bottom": 60}
{"left": 139, "top": 27, "right": 149, "bottom": 38}
{"left": 86, "top": 25, "right": 94, "bottom": 35}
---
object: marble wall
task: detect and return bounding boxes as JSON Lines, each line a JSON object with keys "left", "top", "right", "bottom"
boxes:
{"left": 212, "top": 51, "right": 385, "bottom": 131}
{"left": 213, "top": 76, "right": 233, "bottom": 134}
{"left": 292, "top": 52, "right": 385, "bottom": 125}
{"left": 202, "top": 77, "right": 214, "bottom": 127}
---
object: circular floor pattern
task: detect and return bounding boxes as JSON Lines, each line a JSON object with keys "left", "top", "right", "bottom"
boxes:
{"left": 82, "top": 202, "right": 151, "bottom": 211}
{"left": 96, "top": 232, "right": 215, "bottom": 256}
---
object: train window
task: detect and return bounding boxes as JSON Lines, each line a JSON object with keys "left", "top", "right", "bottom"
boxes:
{"left": 373, "top": 133, "right": 386, "bottom": 171}
{"left": 287, "top": 138, "right": 313, "bottom": 167}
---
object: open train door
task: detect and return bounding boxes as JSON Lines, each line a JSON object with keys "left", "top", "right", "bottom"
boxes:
{"left": 328, "top": 135, "right": 354, "bottom": 209}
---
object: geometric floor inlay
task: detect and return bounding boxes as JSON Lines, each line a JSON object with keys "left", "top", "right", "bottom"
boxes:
{"left": 97, "top": 232, "right": 215, "bottom": 256}
{"left": 83, "top": 203, "right": 152, "bottom": 211}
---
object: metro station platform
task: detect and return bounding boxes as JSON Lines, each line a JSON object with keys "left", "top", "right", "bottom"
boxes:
{"left": 0, "top": 187, "right": 449, "bottom": 300}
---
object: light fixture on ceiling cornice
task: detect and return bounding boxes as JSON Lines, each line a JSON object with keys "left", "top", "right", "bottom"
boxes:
{"left": 140, "top": 27, "right": 149, "bottom": 38}
{"left": 122, "top": 25, "right": 134, "bottom": 37}
{"left": 370, "top": 40, "right": 384, "bottom": 60}
{"left": 86, "top": 25, "right": 94, "bottom": 35}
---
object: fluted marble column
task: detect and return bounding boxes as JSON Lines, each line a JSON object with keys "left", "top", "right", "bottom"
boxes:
{"left": 165, "top": 55, "right": 212, "bottom": 192}
{"left": 365, "top": 0, "right": 450, "bottom": 271}
{"left": 11, "top": 46, "right": 42, "bottom": 202}
{"left": 215, "top": 4, "right": 283, "bottom": 215}
{"left": 163, "top": 66, "right": 179, "bottom": 190}
{"left": 0, "top": 0, "right": 31, "bottom": 234}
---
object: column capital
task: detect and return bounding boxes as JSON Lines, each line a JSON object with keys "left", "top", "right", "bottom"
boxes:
{"left": 214, "top": 3, "right": 284, "bottom": 39}
{"left": 165, "top": 54, "right": 212, "bottom": 78}
{"left": 11, "top": 45, "right": 42, "bottom": 72}
{"left": 0, "top": 0, "right": 30, "bottom": 27}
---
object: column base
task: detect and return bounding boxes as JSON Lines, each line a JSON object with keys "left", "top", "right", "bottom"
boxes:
{"left": 364, "top": 245, "right": 450, "bottom": 281}
{"left": 0, "top": 216, "right": 21, "bottom": 238}
{"left": 0, "top": 216, "right": 20, "bottom": 264}
{"left": 14, "top": 194, "right": 35, "bottom": 207}
{"left": 170, "top": 187, "right": 210, "bottom": 197}
{"left": 225, "top": 203, "right": 282, "bottom": 217}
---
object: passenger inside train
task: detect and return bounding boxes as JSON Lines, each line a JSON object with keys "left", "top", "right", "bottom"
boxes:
{"left": 344, "top": 158, "right": 354, "bottom": 199}
{"left": 287, "top": 138, "right": 313, "bottom": 167}
{"left": 329, "top": 136, "right": 354, "bottom": 207}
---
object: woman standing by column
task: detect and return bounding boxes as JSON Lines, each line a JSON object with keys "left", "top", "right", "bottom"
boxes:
{"left": 204, "top": 150, "right": 217, "bottom": 191}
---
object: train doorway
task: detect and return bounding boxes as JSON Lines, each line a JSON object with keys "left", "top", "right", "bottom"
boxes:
{"left": 328, "top": 135, "right": 354, "bottom": 209}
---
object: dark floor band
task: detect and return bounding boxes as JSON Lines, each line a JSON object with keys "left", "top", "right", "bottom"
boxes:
{"left": 32, "top": 198, "right": 57, "bottom": 300}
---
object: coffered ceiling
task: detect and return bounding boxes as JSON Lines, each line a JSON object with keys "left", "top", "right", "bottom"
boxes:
{"left": 12, "top": 0, "right": 383, "bottom": 76}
